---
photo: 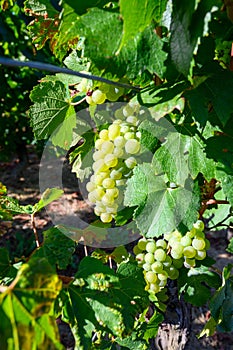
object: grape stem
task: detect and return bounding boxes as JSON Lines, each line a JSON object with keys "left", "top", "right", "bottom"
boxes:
{"left": 70, "top": 96, "right": 87, "bottom": 106}
{"left": 199, "top": 199, "right": 229, "bottom": 217}
{"left": 30, "top": 213, "right": 40, "bottom": 248}
{"left": 208, "top": 213, "right": 233, "bottom": 230}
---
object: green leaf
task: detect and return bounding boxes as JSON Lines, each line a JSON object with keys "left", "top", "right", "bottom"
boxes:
{"left": 33, "top": 188, "right": 64, "bottom": 213}
{"left": 124, "top": 163, "right": 199, "bottom": 237}
{"left": 70, "top": 130, "right": 95, "bottom": 181}
{"left": 119, "top": 0, "right": 167, "bottom": 48}
{"left": 153, "top": 132, "right": 216, "bottom": 184}
{"left": 0, "top": 248, "right": 17, "bottom": 281}
{"left": 178, "top": 264, "right": 221, "bottom": 306}
{"left": 0, "top": 257, "right": 63, "bottom": 350}
{"left": 0, "top": 196, "right": 34, "bottom": 215}
{"left": 63, "top": 0, "right": 110, "bottom": 15}
{"left": 209, "top": 265, "right": 233, "bottom": 332}
{"left": 227, "top": 238, "right": 233, "bottom": 254}
{"left": 170, "top": 0, "right": 220, "bottom": 77}
{"left": 32, "top": 227, "right": 76, "bottom": 269}
{"left": 143, "top": 311, "right": 163, "bottom": 343}
{"left": 216, "top": 168, "right": 233, "bottom": 206}
{"left": 29, "top": 80, "right": 76, "bottom": 148}
{"left": 206, "top": 136, "right": 233, "bottom": 172}
{"left": 24, "top": 0, "right": 59, "bottom": 17}
{"left": 62, "top": 257, "right": 149, "bottom": 348}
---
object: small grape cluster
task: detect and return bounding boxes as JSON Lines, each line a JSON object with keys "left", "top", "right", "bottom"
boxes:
{"left": 86, "top": 104, "right": 141, "bottom": 223}
{"left": 134, "top": 238, "right": 180, "bottom": 294}
{"left": 77, "top": 78, "right": 124, "bottom": 105}
{"left": 133, "top": 221, "right": 210, "bottom": 295}
{"left": 164, "top": 220, "right": 210, "bottom": 268}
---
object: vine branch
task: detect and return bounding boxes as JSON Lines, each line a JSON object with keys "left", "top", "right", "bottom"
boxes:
{"left": 0, "top": 57, "right": 141, "bottom": 91}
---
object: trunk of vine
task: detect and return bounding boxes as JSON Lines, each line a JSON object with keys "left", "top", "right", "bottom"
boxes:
{"left": 152, "top": 281, "right": 191, "bottom": 350}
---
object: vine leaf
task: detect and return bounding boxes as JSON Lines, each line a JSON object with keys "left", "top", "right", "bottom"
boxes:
{"left": 33, "top": 188, "right": 64, "bottom": 213}
{"left": 29, "top": 80, "right": 76, "bottom": 149}
{"left": 178, "top": 264, "right": 221, "bottom": 306}
{"left": 119, "top": 0, "right": 167, "bottom": 49}
{"left": 0, "top": 248, "right": 17, "bottom": 281}
{"left": 0, "top": 257, "right": 63, "bottom": 350}
{"left": 32, "top": 227, "right": 76, "bottom": 270}
{"left": 124, "top": 163, "right": 199, "bottom": 237}
{"left": 62, "top": 257, "right": 149, "bottom": 349}
{"left": 216, "top": 168, "right": 233, "bottom": 206}
{"left": 208, "top": 264, "right": 233, "bottom": 332}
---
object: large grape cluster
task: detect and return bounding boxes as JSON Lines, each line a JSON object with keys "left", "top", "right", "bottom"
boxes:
{"left": 86, "top": 104, "right": 141, "bottom": 223}
{"left": 133, "top": 220, "right": 210, "bottom": 295}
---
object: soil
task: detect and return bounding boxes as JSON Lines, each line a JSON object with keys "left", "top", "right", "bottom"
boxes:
{"left": 1, "top": 145, "right": 233, "bottom": 350}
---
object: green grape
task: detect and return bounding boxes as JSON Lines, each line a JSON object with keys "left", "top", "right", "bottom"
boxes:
{"left": 110, "top": 169, "right": 122, "bottom": 180}
{"left": 137, "top": 238, "right": 148, "bottom": 251}
{"left": 93, "top": 150, "right": 105, "bottom": 161}
{"left": 145, "top": 271, "right": 157, "bottom": 283}
{"left": 151, "top": 261, "right": 164, "bottom": 273}
{"left": 163, "top": 256, "right": 172, "bottom": 268}
{"left": 158, "top": 279, "right": 167, "bottom": 287}
{"left": 125, "top": 139, "right": 140, "bottom": 154}
{"left": 101, "top": 193, "right": 115, "bottom": 205}
{"left": 93, "top": 188, "right": 105, "bottom": 200}
{"left": 170, "top": 242, "right": 183, "bottom": 255}
{"left": 116, "top": 179, "right": 125, "bottom": 186}
{"left": 86, "top": 95, "right": 96, "bottom": 105}
{"left": 95, "top": 138, "right": 105, "bottom": 150}
{"left": 113, "top": 147, "right": 124, "bottom": 158}
{"left": 125, "top": 157, "right": 137, "bottom": 169}
{"left": 205, "top": 239, "right": 210, "bottom": 250}
{"left": 186, "top": 229, "right": 196, "bottom": 238}
{"left": 156, "top": 289, "right": 169, "bottom": 301}
{"left": 124, "top": 132, "right": 135, "bottom": 140}
{"left": 86, "top": 181, "right": 96, "bottom": 192}
{"left": 101, "top": 141, "right": 114, "bottom": 154}
{"left": 114, "top": 136, "right": 126, "bottom": 148}
{"left": 92, "top": 89, "right": 106, "bottom": 104}
{"left": 108, "top": 124, "right": 121, "bottom": 140}
{"left": 164, "top": 232, "right": 173, "bottom": 241}
{"left": 180, "top": 235, "right": 192, "bottom": 247}
{"left": 100, "top": 212, "right": 112, "bottom": 223}
{"left": 102, "top": 178, "right": 115, "bottom": 189}
{"left": 142, "top": 263, "right": 151, "bottom": 271}
{"left": 184, "top": 258, "right": 196, "bottom": 268}
{"left": 170, "top": 250, "right": 183, "bottom": 260}
{"left": 154, "top": 249, "right": 167, "bottom": 262}
{"left": 122, "top": 105, "right": 134, "bottom": 117}
{"left": 106, "top": 188, "right": 119, "bottom": 198}
{"left": 183, "top": 246, "right": 196, "bottom": 259}
{"left": 88, "top": 191, "right": 97, "bottom": 203}
{"left": 133, "top": 245, "right": 142, "bottom": 255}
{"left": 94, "top": 172, "right": 109, "bottom": 185}
{"left": 166, "top": 266, "right": 179, "bottom": 280}
{"left": 99, "top": 129, "right": 109, "bottom": 140}
{"left": 93, "top": 159, "right": 109, "bottom": 173}
{"left": 195, "top": 250, "right": 206, "bottom": 260}
{"left": 157, "top": 271, "right": 168, "bottom": 281}
{"left": 144, "top": 252, "right": 155, "bottom": 264}
{"left": 126, "top": 116, "right": 138, "bottom": 125}
{"left": 136, "top": 253, "right": 145, "bottom": 264}
{"left": 192, "top": 238, "right": 206, "bottom": 250}
{"left": 172, "top": 258, "right": 184, "bottom": 269}
{"left": 156, "top": 239, "right": 167, "bottom": 250}
{"left": 104, "top": 153, "right": 118, "bottom": 168}
{"left": 194, "top": 230, "right": 205, "bottom": 239}
{"left": 106, "top": 86, "right": 124, "bottom": 101}
{"left": 193, "top": 220, "right": 205, "bottom": 231}
{"left": 146, "top": 241, "right": 157, "bottom": 253}
{"left": 149, "top": 283, "right": 160, "bottom": 293}
{"left": 106, "top": 203, "right": 118, "bottom": 213}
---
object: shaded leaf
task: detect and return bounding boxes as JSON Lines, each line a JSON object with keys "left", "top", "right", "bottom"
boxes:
{"left": 32, "top": 227, "right": 76, "bottom": 270}
{"left": 33, "top": 188, "right": 64, "bottom": 213}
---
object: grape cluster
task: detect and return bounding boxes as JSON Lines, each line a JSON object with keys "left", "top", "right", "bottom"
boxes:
{"left": 133, "top": 221, "right": 210, "bottom": 295}
{"left": 134, "top": 238, "right": 179, "bottom": 294}
{"left": 77, "top": 78, "right": 124, "bottom": 105}
{"left": 86, "top": 104, "right": 141, "bottom": 223}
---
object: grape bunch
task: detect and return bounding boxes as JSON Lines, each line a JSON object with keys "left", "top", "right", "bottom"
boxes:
{"left": 86, "top": 104, "right": 142, "bottom": 223}
{"left": 165, "top": 220, "right": 210, "bottom": 268}
{"left": 134, "top": 238, "right": 180, "bottom": 294}
{"left": 133, "top": 220, "right": 210, "bottom": 295}
{"left": 77, "top": 78, "right": 124, "bottom": 105}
